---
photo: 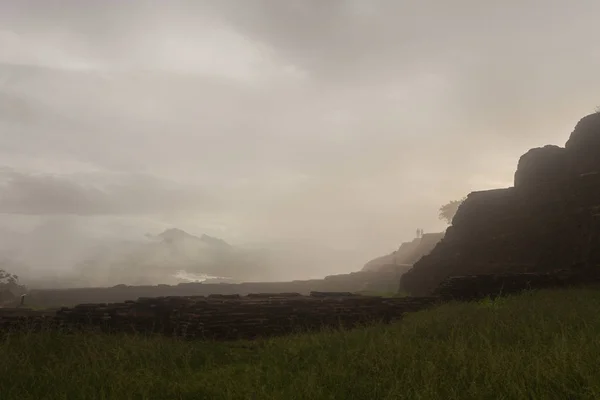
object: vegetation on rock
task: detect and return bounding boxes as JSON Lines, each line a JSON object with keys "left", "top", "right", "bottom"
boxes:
{"left": 438, "top": 198, "right": 466, "bottom": 225}
{"left": 0, "top": 269, "right": 26, "bottom": 305}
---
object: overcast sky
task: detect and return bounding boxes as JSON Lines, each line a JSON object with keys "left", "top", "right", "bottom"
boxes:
{"left": 0, "top": 0, "right": 599, "bottom": 268}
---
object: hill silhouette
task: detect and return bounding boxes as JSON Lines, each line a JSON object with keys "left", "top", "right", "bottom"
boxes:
{"left": 401, "top": 112, "right": 600, "bottom": 295}
{"left": 66, "top": 228, "right": 271, "bottom": 287}
{"left": 362, "top": 232, "right": 444, "bottom": 272}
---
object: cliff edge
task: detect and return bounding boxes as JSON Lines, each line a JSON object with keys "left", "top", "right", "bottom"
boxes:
{"left": 362, "top": 232, "right": 444, "bottom": 272}
{"left": 400, "top": 112, "right": 600, "bottom": 295}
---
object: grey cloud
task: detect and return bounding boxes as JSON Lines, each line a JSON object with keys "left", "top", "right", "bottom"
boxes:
{"left": 0, "top": 0, "right": 599, "bottom": 265}
{"left": 206, "top": 0, "right": 600, "bottom": 83}
{"left": 0, "top": 168, "right": 218, "bottom": 216}
{"left": 3, "top": 0, "right": 594, "bottom": 83}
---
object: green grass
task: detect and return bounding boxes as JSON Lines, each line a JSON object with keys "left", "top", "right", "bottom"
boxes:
{"left": 2, "top": 287, "right": 600, "bottom": 400}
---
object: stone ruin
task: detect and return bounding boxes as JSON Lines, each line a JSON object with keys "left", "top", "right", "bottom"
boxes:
{"left": 0, "top": 292, "right": 439, "bottom": 341}
{"left": 401, "top": 112, "right": 600, "bottom": 296}
{"left": 25, "top": 264, "right": 409, "bottom": 308}
{"left": 4, "top": 268, "right": 600, "bottom": 341}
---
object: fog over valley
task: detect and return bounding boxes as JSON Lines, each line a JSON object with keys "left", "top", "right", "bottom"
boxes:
{"left": 1, "top": 0, "right": 599, "bottom": 288}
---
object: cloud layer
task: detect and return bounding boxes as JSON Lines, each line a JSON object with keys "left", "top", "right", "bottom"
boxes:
{"left": 1, "top": 0, "right": 599, "bottom": 278}
{"left": 0, "top": 168, "right": 216, "bottom": 216}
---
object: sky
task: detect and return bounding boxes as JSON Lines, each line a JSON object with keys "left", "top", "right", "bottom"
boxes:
{"left": 0, "top": 0, "right": 600, "bottom": 280}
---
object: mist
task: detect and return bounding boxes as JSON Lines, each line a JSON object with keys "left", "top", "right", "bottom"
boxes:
{"left": 1, "top": 0, "right": 599, "bottom": 288}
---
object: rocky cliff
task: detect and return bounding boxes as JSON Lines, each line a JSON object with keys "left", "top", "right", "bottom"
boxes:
{"left": 400, "top": 112, "right": 600, "bottom": 296}
{"left": 362, "top": 232, "right": 445, "bottom": 272}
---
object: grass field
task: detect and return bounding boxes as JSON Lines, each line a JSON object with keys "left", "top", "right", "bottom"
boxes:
{"left": 2, "top": 287, "right": 600, "bottom": 400}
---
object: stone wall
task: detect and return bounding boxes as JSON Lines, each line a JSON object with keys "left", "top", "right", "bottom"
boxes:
{"left": 26, "top": 265, "right": 408, "bottom": 308}
{"left": 400, "top": 113, "right": 600, "bottom": 296}
{"left": 0, "top": 292, "right": 439, "bottom": 341}
{"left": 5, "top": 269, "right": 600, "bottom": 341}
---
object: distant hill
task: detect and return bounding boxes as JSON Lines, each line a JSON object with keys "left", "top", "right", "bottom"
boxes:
{"left": 66, "top": 228, "right": 270, "bottom": 287}
{"left": 8, "top": 226, "right": 365, "bottom": 289}
{"left": 362, "top": 232, "right": 445, "bottom": 272}
{"left": 154, "top": 228, "right": 231, "bottom": 249}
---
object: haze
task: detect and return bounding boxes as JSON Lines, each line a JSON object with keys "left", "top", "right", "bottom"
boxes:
{"left": 1, "top": 0, "right": 599, "bottom": 287}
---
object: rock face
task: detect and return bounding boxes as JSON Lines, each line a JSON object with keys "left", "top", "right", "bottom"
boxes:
{"left": 401, "top": 113, "right": 600, "bottom": 296}
{"left": 433, "top": 269, "right": 600, "bottom": 302}
{"left": 362, "top": 232, "right": 445, "bottom": 272}
{"left": 513, "top": 145, "right": 568, "bottom": 188}
{"left": 565, "top": 112, "right": 600, "bottom": 175}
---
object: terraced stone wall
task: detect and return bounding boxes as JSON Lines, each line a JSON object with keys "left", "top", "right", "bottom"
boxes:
{"left": 0, "top": 292, "right": 439, "bottom": 340}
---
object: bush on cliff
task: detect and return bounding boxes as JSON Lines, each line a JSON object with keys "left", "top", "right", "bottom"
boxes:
{"left": 0, "top": 269, "right": 26, "bottom": 305}
{"left": 2, "top": 287, "right": 600, "bottom": 399}
{"left": 438, "top": 197, "right": 466, "bottom": 225}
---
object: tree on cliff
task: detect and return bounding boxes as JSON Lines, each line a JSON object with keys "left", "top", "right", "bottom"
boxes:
{"left": 438, "top": 198, "right": 466, "bottom": 225}
{"left": 0, "top": 269, "right": 25, "bottom": 295}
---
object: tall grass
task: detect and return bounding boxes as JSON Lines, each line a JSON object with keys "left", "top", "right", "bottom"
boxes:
{"left": 2, "top": 287, "right": 600, "bottom": 399}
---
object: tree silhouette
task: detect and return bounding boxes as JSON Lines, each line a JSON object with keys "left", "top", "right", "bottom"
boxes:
{"left": 0, "top": 269, "right": 25, "bottom": 295}
{"left": 438, "top": 198, "right": 466, "bottom": 225}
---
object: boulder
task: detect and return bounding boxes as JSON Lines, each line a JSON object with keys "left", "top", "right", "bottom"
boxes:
{"left": 565, "top": 112, "right": 600, "bottom": 175}
{"left": 513, "top": 145, "right": 569, "bottom": 188}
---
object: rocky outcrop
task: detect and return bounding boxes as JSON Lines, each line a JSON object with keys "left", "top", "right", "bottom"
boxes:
{"left": 362, "top": 232, "right": 444, "bottom": 272}
{"left": 401, "top": 113, "right": 600, "bottom": 296}
{"left": 513, "top": 145, "right": 569, "bottom": 188}
{"left": 565, "top": 112, "right": 600, "bottom": 175}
